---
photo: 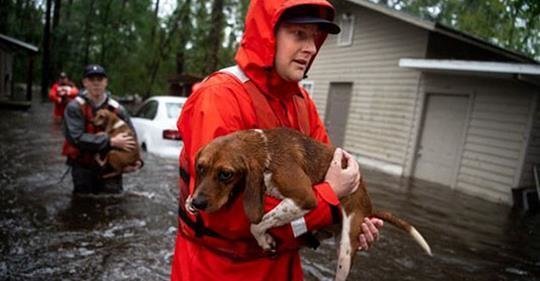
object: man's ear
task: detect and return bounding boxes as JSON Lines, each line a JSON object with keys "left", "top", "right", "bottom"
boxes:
{"left": 243, "top": 158, "right": 264, "bottom": 224}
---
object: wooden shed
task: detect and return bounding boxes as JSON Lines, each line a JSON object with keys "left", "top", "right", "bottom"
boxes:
{"left": 167, "top": 73, "right": 203, "bottom": 97}
{"left": 306, "top": 0, "right": 540, "bottom": 204}
{"left": 0, "top": 34, "right": 38, "bottom": 108}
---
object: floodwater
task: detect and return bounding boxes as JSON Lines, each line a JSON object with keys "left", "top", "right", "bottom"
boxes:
{"left": 1, "top": 98, "right": 539, "bottom": 281}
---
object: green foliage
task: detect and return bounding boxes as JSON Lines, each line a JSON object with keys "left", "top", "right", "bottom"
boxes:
{"left": 2, "top": 0, "right": 247, "bottom": 97}
{"left": 6, "top": 0, "right": 536, "bottom": 97}
{"left": 55, "top": 0, "right": 157, "bottom": 95}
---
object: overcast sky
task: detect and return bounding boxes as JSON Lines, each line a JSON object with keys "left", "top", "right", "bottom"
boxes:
{"left": 157, "top": 0, "right": 177, "bottom": 18}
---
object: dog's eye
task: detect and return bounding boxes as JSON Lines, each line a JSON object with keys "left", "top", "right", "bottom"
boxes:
{"left": 218, "top": 170, "right": 233, "bottom": 182}
{"left": 196, "top": 164, "right": 205, "bottom": 175}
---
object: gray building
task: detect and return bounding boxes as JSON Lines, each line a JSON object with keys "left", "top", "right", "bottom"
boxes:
{"left": 0, "top": 34, "right": 38, "bottom": 107}
{"left": 305, "top": 0, "right": 540, "bottom": 204}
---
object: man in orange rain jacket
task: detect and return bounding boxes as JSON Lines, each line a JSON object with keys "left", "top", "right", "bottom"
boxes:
{"left": 49, "top": 72, "right": 79, "bottom": 122}
{"left": 171, "top": 1, "right": 384, "bottom": 280}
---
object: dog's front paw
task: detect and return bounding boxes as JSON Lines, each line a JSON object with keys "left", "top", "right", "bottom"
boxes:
{"left": 260, "top": 232, "right": 276, "bottom": 252}
{"left": 251, "top": 224, "right": 276, "bottom": 252}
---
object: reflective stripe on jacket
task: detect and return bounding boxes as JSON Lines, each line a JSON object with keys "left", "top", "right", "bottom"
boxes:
{"left": 62, "top": 95, "right": 120, "bottom": 167}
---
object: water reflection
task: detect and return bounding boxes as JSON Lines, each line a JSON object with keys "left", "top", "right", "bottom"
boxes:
{"left": 303, "top": 173, "right": 540, "bottom": 281}
{"left": 1, "top": 99, "right": 539, "bottom": 281}
{"left": 56, "top": 195, "right": 129, "bottom": 230}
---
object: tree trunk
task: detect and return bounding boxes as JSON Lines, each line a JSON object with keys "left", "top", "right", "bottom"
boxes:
{"left": 66, "top": 0, "right": 73, "bottom": 21}
{"left": 52, "top": 0, "right": 61, "bottom": 29}
{"left": 176, "top": 51, "right": 184, "bottom": 74}
{"left": 83, "top": 0, "right": 96, "bottom": 66}
{"left": 205, "top": 0, "right": 224, "bottom": 74}
{"left": 51, "top": 0, "right": 62, "bottom": 79}
{"left": 41, "top": 0, "right": 52, "bottom": 101}
{"left": 145, "top": 0, "right": 191, "bottom": 98}
{"left": 151, "top": 0, "right": 160, "bottom": 42}
{"left": 0, "top": 0, "right": 12, "bottom": 33}
{"left": 99, "top": 0, "right": 115, "bottom": 63}
{"left": 176, "top": 0, "right": 192, "bottom": 74}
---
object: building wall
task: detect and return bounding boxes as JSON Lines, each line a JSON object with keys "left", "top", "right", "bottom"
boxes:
{"left": 421, "top": 73, "right": 536, "bottom": 204}
{"left": 307, "top": 0, "right": 539, "bottom": 204}
{"left": 0, "top": 48, "right": 14, "bottom": 97}
{"left": 308, "top": 1, "right": 429, "bottom": 174}
{"left": 520, "top": 95, "right": 540, "bottom": 187}
{"left": 426, "top": 32, "right": 522, "bottom": 62}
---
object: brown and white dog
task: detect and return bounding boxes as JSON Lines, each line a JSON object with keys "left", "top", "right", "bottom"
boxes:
{"left": 186, "top": 127, "right": 432, "bottom": 281}
{"left": 92, "top": 109, "right": 141, "bottom": 178}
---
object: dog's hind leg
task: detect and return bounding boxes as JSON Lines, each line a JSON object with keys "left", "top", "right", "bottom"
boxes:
{"left": 335, "top": 208, "right": 362, "bottom": 281}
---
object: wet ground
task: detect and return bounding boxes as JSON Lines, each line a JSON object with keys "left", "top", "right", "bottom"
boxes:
{"left": 1, "top": 97, "right": 539, "bottom": 281}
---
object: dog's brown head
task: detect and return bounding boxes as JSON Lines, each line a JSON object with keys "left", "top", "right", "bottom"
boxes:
{"left": 187, "top": 130, "right": 267, "bottom": 222}
{"left": 92, "top": 109, "right": 118, "bottom": 131}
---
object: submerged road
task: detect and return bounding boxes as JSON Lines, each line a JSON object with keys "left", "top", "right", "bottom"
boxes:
{"left": 1, "top": 98, "right": 539, "bottom": 280}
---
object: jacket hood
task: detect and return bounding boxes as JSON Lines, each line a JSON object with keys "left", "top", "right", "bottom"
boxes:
{"left": 234, "top": 0, "right": 336, "bottom": 96}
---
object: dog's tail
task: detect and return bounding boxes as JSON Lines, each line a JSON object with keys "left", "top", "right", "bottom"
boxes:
{"left": 372, "top": 210, "right": 432, "bottom": 256}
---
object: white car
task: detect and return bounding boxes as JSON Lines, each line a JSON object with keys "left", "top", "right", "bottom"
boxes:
{"left": 131, "top": 96, "right": 187, "bottom": 159}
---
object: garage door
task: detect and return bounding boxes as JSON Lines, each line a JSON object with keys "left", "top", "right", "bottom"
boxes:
{"left": 414, "top": 94, "right": 469, "bottom": 186}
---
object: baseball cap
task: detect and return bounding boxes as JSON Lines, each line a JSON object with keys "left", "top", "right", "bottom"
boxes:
{"left": 280, "top": 5, "right": 341, "bottom": 34}
{"left": 83, "top": 64, "right": 107, "bottom": 78}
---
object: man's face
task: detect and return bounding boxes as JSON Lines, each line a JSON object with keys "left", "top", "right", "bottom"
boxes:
{"left": 274, "top": 23, "right": 324, "bottom": 82}
{"left": 83, "top": 75, "right": 108, "bottom": 97}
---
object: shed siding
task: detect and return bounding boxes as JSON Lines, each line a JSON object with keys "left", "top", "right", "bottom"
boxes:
{"left": 520, "top": 95, "right": 540, "bottom": 187}
{"left": 308, "top": 2, "right": 428, "bottom": 167}
{"left": 0, "top": 50, "right": 13, "bottom": 96}
{"left": 422, "top": 74, "right": 535, "bottom": 203}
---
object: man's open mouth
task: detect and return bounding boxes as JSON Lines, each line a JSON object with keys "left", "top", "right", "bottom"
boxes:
{"left": 293, "top": 59, "right": 307, "bottom": 66}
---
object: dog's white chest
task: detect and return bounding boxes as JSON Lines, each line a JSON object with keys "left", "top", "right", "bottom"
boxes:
{"left": 264, "top": 172, "right": 284, "bottom": 199}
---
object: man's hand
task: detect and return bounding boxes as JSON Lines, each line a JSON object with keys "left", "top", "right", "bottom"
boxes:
{"left": 110, "top": 132, "right": 136, "bottom": 151}
{"left": 324, "top": 148, "right": 384, "bottom": 251}
{"left": 58, "top": 86, "right": 70, "bottom": 96}
{"left": 324, "top": 148, "right": 360, "bottom": 198}
{"left": 358, "top": 217, "right": 384, "bottom": 251}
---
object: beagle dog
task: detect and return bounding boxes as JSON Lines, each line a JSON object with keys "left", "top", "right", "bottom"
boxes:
{"left": 92, "top": 109, "right": 140, "bottom": 178}
{"left": 187, "top": 127, "right": 432, "bottom": 281}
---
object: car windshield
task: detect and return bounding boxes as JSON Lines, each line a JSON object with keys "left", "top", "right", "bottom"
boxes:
{"left": 165, "top": 102, "right": 182, "bottom": 119}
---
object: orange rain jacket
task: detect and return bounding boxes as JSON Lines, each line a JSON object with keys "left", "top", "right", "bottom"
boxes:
{"left": 48, "top": 82, "right": 79, "bottom": 118}
{"left": 172, "top": 1, "right": 340, "bottom": 280}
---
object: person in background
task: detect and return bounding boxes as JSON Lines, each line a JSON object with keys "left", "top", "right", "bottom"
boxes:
{"left": 171, "top": 1, "right": 383, "bottom": 280}
{"left": 62, "top": 64, "right": 141, "bottom": 194}
{"left": 49, "top": 72, "right": 79, "bottom": 122}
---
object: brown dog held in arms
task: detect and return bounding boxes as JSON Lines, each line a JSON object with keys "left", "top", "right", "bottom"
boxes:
{"left": 186, "top": 127, "right": 432, "bottom": 281}
{"left": 92, "top": 109, "right": 140, "bottom": 179}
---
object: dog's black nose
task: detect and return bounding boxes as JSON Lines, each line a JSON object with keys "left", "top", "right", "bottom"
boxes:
{"left": 191, "top": 196, "right": 208, "bottom": 210}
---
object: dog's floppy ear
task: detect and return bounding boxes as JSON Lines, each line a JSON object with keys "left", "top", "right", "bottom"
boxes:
{"left": 106, "top": 111, "right": 117, "bottom": 132}
{"left": 243, "top": 157, "right": 264, "bottom": 224}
